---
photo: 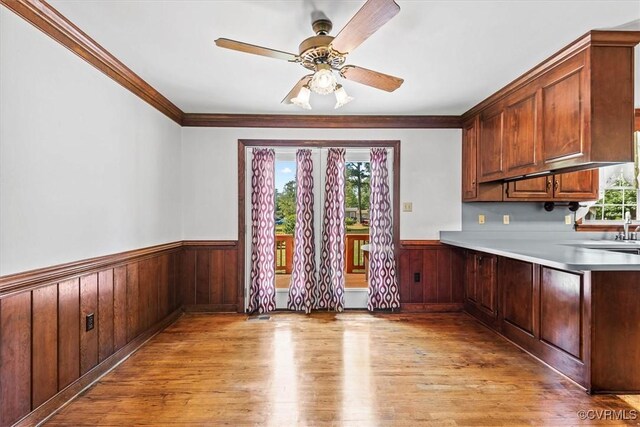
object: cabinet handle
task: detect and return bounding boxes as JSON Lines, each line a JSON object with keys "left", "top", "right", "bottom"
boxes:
{"left": 546, "top": 179, "right": 552, "bottom": 190}
{"left": 472, "top": 179, "right": 476, "bottom": 188}
{"left": 554, "top": 180, "right": 559, "bottom": 191}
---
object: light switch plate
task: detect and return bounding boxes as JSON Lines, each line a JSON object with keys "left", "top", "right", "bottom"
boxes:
{"left": 503, "top": 215, "right": 510, "bottom": 225}
{"left": 402, "top": 202, "right": 413, "bottom": 212}
{"left": 478, "top": 214, "right": 485, "bottom": 224}
{"left": 565, "top": 215, "right": 572, "bottom": 225}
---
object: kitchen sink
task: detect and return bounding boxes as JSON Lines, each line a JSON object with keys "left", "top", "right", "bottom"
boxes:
{"left": 602, "top": 248, "right": 640, "bottom": 255}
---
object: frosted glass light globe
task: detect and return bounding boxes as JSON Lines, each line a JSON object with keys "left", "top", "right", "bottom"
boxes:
{"left": 291, "top": 86, "right": 312, "bottom": 110}
{"left": 310, "top": 69, "right": 337, "bottom": 95}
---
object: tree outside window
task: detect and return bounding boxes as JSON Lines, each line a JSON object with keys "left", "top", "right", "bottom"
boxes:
{"left": 583, "top": 132, "right": 639, "bottom": 223}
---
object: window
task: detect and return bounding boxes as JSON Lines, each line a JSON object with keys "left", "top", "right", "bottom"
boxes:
{"left": 580, "top": 131, "right": 639, "bottom": 226}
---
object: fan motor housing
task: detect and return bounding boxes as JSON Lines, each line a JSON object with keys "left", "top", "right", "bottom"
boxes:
{"left": 298, "top": 35, "right": 345, "bottom": 70}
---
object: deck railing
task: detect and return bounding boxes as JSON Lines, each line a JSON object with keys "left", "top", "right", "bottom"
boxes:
{"left": 275, "top": 234, "right": 294, "bottom": 274}
{"left": 275, "top": 233, "right": 369, "bottom": 275}
{"left": 345, "top": 234, "right": 369, "bottom": 273}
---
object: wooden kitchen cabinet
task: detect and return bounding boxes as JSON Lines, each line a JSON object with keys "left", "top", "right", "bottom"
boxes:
{"left": 504, "top": 169, "right": 599, "bottom": 201}
{"left": 553, "top": 169, "right": 599, "bottom": 200}
{"left": 461, "top": 250, "right": 640, "bottom": 393}
{"left": 504, "top": 88, "right": 540, "bottom": 175}
{"left": 464, "top": 251, "right": 499, "bottom": 328}
{"left": 465, "top": 31, "right": 639, "bottom": 185}
{"left": 462, "top": 119, "right": 478, "bottom": 200}
{"left": 462, "top": 118, "right": 503, "bottom": 202}
{"left": 539, "top": 53, "right": 586, "bottom": 166}
{"left": 478, "top": 107, "right": 505, "bottom": 182}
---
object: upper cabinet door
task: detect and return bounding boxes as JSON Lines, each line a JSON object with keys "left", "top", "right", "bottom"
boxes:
{"left": 478, "top": 108, "right": 505, "bottom": 182}
{"left": 504, "top": 176, "right": 552, "bottom": 201}
{"left": 553, "top": 169, "right": 599, "bottom": 200}
{"left": 541, "top": 53, "right": 586, "bottom": 165}
{"left": 462, "top": 119, "right": 478, "bottom": 200}
{"left": 504, "top": 90, "right": 540, "bottom": 174}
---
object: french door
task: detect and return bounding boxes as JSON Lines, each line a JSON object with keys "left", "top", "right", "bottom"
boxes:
{"left": 243, "top": 145, "right": 393, "bottom": 310}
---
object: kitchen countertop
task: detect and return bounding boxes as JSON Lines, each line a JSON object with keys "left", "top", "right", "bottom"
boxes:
{"left": 440, "top": 231, "right": 640, "bottom": 271}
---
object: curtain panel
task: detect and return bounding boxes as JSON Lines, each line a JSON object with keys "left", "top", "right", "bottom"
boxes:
{"left": 248, "top": 148, "right": 276, "bottom": 314}
{"left": 367, "top": 148, "right": 400, "bottom": 310}
{"left": 287, "top": 149, "right": 317, "bottom": 313}
{"left": 315, "top": 148, "right": 346, "bottom": 311}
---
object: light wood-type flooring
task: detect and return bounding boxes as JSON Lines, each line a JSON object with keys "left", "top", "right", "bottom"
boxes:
{"left": 46, "top": 312, "right": 640, "bottom": 426}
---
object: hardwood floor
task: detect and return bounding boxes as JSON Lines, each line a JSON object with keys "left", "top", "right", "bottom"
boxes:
{"left": 45, "top": 312, "right": 639, "bottom": 426}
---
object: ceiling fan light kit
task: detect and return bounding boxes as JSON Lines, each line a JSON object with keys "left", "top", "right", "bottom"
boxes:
{"left": 214, "top": 0, "right": 403, "bottom": 111}
{"left": 334, "top": 85, "right": 355, "bottom": 109}
{"left": 291, "top": 86, "right": 312, "bottom": 110}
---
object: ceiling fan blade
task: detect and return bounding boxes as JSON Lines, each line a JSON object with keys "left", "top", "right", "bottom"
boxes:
{"left": 282, "top": 75, "right": 313, "bottom": 104}
{"left": 215, "top": 38, "right": 298, "bottom": 62}
{"left": 340, "top": 65, "right": 403, "bottom": 92}
{"left": 330, "top": 0, "right": 400, "bottom": 55}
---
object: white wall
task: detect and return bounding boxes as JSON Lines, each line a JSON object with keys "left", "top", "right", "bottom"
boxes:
{"left": 0, "top": 9, "right": 182, "bottom": 275}
{"left": 181, "top": 128, "right": 462, "bottom": 241}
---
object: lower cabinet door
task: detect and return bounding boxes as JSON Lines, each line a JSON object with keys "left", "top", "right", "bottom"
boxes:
{"left": 539, "top": 267, "right": 583, "bottom": 359}
{"left": 477, "top": 254, "right": 498, "bottom": 316}
{"left": 501, "top": 258, "right": 536, "bottom": 335}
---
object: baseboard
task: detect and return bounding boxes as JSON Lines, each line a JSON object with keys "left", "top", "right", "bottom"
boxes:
{"left": 16, "top": 308, "right": 183, "bottom": 427}
{"left": 400, "top": 303, "right": 464, "bottom": 312}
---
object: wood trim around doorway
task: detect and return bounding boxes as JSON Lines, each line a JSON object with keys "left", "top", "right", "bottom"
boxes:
{"left": 237, "top": 139, "right": 401, "bottom": 312}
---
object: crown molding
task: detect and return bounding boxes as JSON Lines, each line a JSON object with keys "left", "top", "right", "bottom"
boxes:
{"left": 1, "top": 0, "right": 184, "bottom": 124}
{"left": 182, "top": 113, "right": 462, "bottom": 128}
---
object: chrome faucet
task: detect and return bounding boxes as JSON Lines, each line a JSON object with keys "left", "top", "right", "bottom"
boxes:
{"left": 623, "top": 211, "right": 632, "bottom": 240}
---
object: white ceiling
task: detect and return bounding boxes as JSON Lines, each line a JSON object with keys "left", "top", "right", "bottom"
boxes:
{"left": 49, "top": 0, "right": 640, "bottom": 115}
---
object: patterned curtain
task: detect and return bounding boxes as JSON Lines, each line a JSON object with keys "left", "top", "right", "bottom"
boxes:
{"left": 287, "top": 149, "right": 317, "bottom": 313}
{"left": 315, "top": 148, "right": 346, "bottom": 311}
{"left": 367, "top": 148, "right": 400, "bottom": 310}
{"left": 247, "top": 148, "right": 276, "bottom": 314}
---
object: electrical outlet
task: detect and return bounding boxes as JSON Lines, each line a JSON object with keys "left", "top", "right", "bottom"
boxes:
{"left": 86, "top": 313, "right": 95, "bottom": 332}
{"left": 478, "top": 214, "right": 485, "bottom": 224}
{"left": 503, "top": 215, "right": 510, "bottom": 225}
{"left": 403, "top": 202, "right": 413, "bottom": 212}
{"left": 565, "top": 215, "right": 572, "bottom": 225}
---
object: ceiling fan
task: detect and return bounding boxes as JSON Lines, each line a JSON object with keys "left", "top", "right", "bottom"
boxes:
{"left": 215, "top": 0, "right": 404, "bottom": 110}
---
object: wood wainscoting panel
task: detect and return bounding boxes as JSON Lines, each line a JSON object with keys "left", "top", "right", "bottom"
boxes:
{"left": 398, "top": 241, "right": 464, "bottom": 312}
{"left": 158, "top": 255, "right": 170, "bottom": 322}
{"left": 98, "top": 269, "right": 115, "bottom": 363}
{"left": 126, "top": 263, "right": 140, "bottom": 342}
{"left": 80, "top": 274, "right": 99, "bottom": 375}
{"left": 58, "top": 278, "right": 80, "bottom": 390}
{"left": 180, "top": 249, "right": 196, "bottom": 306}
{"left": 182, "top": 242, "right": 240, "bottom": 312}
{"left": 32, "top": 284, "right": 58, "bottom": 408}
{"left": 0, "top": 242, "right": 182, "bottom": 426}
{"left": 0, "top": 292, "right": 32, "bottom": 426}
{"left": 196, "top": 250, "right": 210, "bottom": 305}
{"left": 113, "top": 266, "right": 127, "bottom": 352}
